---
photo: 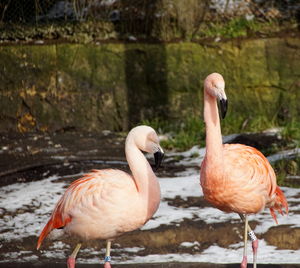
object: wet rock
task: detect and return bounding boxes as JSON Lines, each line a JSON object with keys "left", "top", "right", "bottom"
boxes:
{"left": 0, "top": 132, "right": 126, "bottom": 186}
{"left": 165, "top": 195, "right": 212, "bottom": 208}
{"left": 264, "top": 225, "right": 300, "bottom": 250}
{"left": 225, "top": 131, "right": 285, "bottom": 155}
{"left": 271, "top": 156, "right": 300, "bottom": 187}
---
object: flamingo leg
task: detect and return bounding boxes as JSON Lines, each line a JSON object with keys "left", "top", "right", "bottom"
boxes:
{"left": 104, "top": 240, "right": 112, "bottom": 268}
{"left": 239, "top": 214, "right": 259, "bottom": 268}
{"left": 247, "top": 227, "right": 258, "bottom": 268}
{"left": 240, "top": 214, "right": 248, "bottom": 268}
{"left": 67, "top": 243, "right": 81, "bottom": 268}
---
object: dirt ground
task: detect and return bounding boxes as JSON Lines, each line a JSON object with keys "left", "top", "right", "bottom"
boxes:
{"left": 0, "top": 131, "right": 299, "bottom": 267}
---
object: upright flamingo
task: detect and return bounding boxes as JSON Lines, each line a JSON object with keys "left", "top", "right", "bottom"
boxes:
{"left": 37, "top": 125, "right": 164, "bottom": 268}
{"left": 200, "top": 73, "right": 288, "bottom": 268}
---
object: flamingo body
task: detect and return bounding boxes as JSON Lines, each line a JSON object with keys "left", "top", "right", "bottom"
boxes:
{"left": 37, "top": 169, "right": 158, "bottom": 248}
{"left": 200, "top": 73, "right": 288, "bottom": 267}
{"left": 201, "top": 143, "right": 287, "bottom": 219}
{"left": 37, "top": 125, "right": 164, "bottom": 267}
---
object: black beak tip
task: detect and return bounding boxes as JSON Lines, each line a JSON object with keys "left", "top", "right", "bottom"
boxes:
{"left": 154, "top": 151, "right": 164, "bottom": 171}
{"left": 220, "top": 99, "right": 228, "bottom": 119}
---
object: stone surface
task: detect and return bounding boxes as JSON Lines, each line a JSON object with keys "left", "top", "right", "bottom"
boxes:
{"left": 0, "top": 37, "right": 299, "bottom": 132}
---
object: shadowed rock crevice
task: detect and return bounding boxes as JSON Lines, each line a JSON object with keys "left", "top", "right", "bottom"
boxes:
{"left": 121, "top": 1, "right": 169, "bottom": 129}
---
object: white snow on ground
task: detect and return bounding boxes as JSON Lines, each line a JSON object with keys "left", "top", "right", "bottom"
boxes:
{"left": 0, "top": 146, "right": 300, "bottom": 264}
{"left": 0, "top": 176, "right": 70, "bottom": 241}
{"left": 120, "top": 239, "right": 300, "bottom": 264}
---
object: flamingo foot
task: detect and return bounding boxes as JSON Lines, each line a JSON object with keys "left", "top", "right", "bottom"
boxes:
{"left": 240, "top": 255, "right": 247, "bottom": 268}
{"left": 104, "top": 255, "right": 111, "bottom": 268}
{"left": 252, "top": 239, "right": 258, "bottom": 254}
{"left": 104, "top": 261, "right": 112, "bottom": 268}
{"left": 67, "top": 256, "right": 76, "bottom": 268}
{"left": 252, "top": 239, "right": 258, "bottom": 268}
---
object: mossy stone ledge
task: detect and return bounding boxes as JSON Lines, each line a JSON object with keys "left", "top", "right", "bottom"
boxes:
{"left": 0, "top": 37, "right": 299, "bottom": 133}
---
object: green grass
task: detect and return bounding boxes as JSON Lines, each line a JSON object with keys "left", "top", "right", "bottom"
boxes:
{"left": 281, "top": 120, "right": 300, "bottom": 146}
{"left": 142, "top": 115, "right": 300, "bottom": 153}
{"left": 142, "top": 117, "right": 206, "bottom": 151}
{"left": 198, "top": 17, "right": 281, "bottom": 39}
{"left": 221, "top": 115, "right": 278, "bottom": 135}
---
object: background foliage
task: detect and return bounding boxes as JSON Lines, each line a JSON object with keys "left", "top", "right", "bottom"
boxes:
{"left": 0, "top": 0, "right": 299, "bottom": 42}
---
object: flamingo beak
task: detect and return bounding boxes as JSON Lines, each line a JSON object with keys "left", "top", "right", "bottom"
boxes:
{"left": 154, "top": 148, "right": 164, "bottom": 171}
{"left": 219, "top": 98, "right": 228, "bottom": 119}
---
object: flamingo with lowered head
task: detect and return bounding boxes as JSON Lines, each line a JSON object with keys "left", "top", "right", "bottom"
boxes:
{"left": 37, "top": 125, "right": 164, "bottom": 268}
{"left": 200, "top": 73, "right": 288, "bottom": 268}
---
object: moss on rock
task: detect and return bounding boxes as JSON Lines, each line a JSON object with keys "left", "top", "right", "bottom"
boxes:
{"left": 0, "top": 37, "right": 299, "bottom": 133}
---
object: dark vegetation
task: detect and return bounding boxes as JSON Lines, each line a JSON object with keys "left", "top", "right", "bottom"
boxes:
{"left": 0, "top": 0, "right": 299, "bottom": 42}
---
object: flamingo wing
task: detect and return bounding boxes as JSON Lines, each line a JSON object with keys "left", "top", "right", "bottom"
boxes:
{"left": 37, "top": 169, "right": 114, "bottom": 249}
{"left": 202, "top": 143, "right": 278, "bottom": 214}
{"left": 225, "top": 144, "right": 277, "bottom": 212}
{"left": 223, "top": 144, "right": 287, "bottom": 218}
{"left": 224, "top": 144, "right": 276, "bottom": 194}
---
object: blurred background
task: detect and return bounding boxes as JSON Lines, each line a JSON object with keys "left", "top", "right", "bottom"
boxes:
{"left": 0, "top": 0, "right": 300, "bottom": 267}
{"left": 0, "top": 0, "right": 300, "bottom": 136}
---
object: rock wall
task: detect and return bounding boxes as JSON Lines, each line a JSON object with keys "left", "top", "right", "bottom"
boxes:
{"left": 0, "top": 37, "right": 299, "bottom": 132}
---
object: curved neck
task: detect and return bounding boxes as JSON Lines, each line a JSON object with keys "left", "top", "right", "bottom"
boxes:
{"left": 125, "top": 137, "right": 160, "bottom": 218}
{"left": 204, "top": 91, "right": 223, "bottom": 163}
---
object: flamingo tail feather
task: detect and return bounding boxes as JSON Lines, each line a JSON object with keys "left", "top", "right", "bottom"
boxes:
{"left": 269, "top": 186, "right": 288, "bottom": 223}
{"left": 37, "top": 212, "right": 71, "bottom": 250}
{"left": 37, "top": 219, "right": 54, "bottom": 250}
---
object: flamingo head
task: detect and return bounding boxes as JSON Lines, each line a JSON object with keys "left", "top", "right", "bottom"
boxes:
{"left": 204, "top": 73, "right": 228, "bottom": 119}
{"left": 127, "top": 125, "right": 164, "bottom": 170}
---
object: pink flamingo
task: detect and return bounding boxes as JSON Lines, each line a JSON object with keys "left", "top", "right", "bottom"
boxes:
{"left": 37, "top": 125, "right": 164, "bottom": 268}
{"left": 200, "top": 73, "right": 288, "bottom": 268}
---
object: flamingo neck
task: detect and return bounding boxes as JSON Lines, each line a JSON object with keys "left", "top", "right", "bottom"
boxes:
{"left": 204, "top": 91, "right": 223, "bottom": 164}
{"left": 125, "top": 138, "right": 161, "bottom": 219}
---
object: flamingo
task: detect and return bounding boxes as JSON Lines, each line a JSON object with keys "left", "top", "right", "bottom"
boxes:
{"left": 36, "top": 125, "right": 164, "bottom": 268}
{"left": 200, "top": 73, "right": 288, "bottom": 268}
